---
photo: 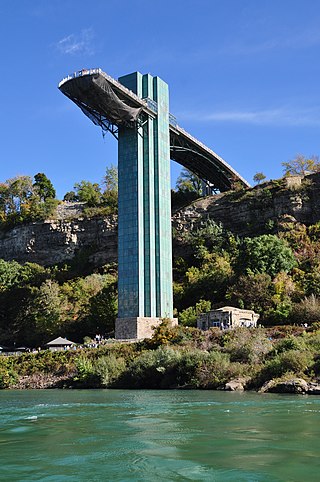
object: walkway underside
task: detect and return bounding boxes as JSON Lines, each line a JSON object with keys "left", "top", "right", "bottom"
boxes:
{"left": 169, "top": 127, "right": 244, "bottom": 192}
{"left": 59, "top": 69, "right": 250, "bottom": 192}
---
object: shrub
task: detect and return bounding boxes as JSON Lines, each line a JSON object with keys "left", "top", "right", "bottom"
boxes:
{"left": 261, "top": 349, "right": 313, "bottom": 381}
{"left": 124, "top": 346, "right": 226, "bottom": 389}
{"left": 124, "top": 346, "right": 183, "bottom": 388}
{"left": 174, "top": 349, "right": 209, "bottom": 387}
{"left": 146, "top": 319, "right": 183, "bottom": 347}
{"left": 0, "top": 367, "right": 18, "bottom": 388}
{"left": 13, "top": 350, "right": 74, "bottom": 376}
{"left": 93, "top": 354, "right": 126, "bottom": 387}
{"left": 179, "top": 299, "right": 211, "bottom": 327}
{"left": 272, "top": 335, "right": 305, "bottom": 354}
{"left": 195, "top": 351, "right": 250, "bottom": 388}
{"left": 124, "top": 346, "right": 252, "bottom": 389}
{"left": 303, "top": 332, "right": 320, "bottom": 352}
{"left": 222, "top": 328, "right": 273, "bottom": 364}
{"left": 73, "top": 356, "right": 99, "bottom": 386}
{"left": 292, "top": 295, "right": 320, "bottom": 324}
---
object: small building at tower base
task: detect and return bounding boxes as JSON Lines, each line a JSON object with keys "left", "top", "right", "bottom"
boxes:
{"left": 197, "top": 306, "right": 259, "bottom": 331}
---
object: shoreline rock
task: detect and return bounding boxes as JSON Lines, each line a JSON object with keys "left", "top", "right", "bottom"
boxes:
{"left": 260, "top": 377, "right": 320, "bottom": 395}
{"left": 224, "top": 377, "right": 249, "bottom": 391}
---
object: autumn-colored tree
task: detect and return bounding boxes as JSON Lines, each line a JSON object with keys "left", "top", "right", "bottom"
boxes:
{"left": 227, "top": 273, "right": 274, "bottom": 315}
{"left": 282, "top": 154, "right": 320, "bottom": 176}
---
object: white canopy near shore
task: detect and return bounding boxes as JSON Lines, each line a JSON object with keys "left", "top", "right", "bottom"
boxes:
{"left": 46, "top": 337, "right": 75, "bottom": 351}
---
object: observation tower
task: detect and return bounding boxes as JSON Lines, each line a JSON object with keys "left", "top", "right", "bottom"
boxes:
{"left": 59, "top": 68, "right": 249, "bottom": 339}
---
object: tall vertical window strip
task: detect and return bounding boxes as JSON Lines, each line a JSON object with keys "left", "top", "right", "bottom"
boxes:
{"left": 153, "top": 76, "right": 173, "bottom": 318}
{"left": 117, "top": 72, "right": 173, "bottom": 321}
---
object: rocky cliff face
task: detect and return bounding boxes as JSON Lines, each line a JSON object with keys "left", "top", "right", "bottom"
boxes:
{"left": 173, "top": 173, "right": 320, "bottom": 237}
{"left": 0, "top": 204, "right": 118, "bottom": 266}
{"left": 1, "top": 173, "right": 319, "bottom": 267}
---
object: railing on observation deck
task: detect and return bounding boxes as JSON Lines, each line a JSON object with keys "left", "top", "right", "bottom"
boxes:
{"left": 58, "top": 68, "right": 102, "bottom": 88}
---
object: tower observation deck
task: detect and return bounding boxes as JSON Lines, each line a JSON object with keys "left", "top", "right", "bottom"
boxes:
{"left": 59, "top": 68, "right": 249, "bottom": 192}
{"left": 59, "top": 68, "right": 249, "bottom": 339}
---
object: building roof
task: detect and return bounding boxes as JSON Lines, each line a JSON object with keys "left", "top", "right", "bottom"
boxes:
{"left": 46, "top": 337, "right": 75, "bottom": 346}
{"left": 214, "top": 306, "right": 257, "bottom": 314}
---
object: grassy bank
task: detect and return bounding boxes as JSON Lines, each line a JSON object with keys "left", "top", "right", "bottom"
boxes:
{"left": 1, "top": 323, "right": 320, "bottom": 393}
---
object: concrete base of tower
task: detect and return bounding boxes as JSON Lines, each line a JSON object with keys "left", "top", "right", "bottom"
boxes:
{"left": 115, "top": 317, "right": 178, "bottom": 340}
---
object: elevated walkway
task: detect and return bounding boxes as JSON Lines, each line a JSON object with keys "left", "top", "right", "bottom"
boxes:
{"left": 59, "top": 68, "right": 250, "bottom": 192}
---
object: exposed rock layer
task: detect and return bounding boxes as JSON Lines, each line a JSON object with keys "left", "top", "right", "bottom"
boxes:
{"left": 173, "top": 173, "right": 320, "bottom": 237}
{"left": 1, "top": 173, "right": 319, "bottom": 267}
{"left": 0, "top": 208, "right": 118, "bottom": 266}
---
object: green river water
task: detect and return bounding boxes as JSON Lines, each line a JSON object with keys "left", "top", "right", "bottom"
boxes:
{"left": 0, "top": 390, "right": 319, "bottom": 481}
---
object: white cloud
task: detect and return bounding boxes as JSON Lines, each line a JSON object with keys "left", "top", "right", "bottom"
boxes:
{"left": 56, "top": 29, "right": 94, "bottom": 55}
{"left": 179, "top": 107, "right": 320, "bottom": 127}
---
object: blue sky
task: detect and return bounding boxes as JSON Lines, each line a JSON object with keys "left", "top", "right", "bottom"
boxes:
{"left": 1, "top": 0, "right": 320, "bottom": 198}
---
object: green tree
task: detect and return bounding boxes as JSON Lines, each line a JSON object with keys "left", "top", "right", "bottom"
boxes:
{"left": 103, "top": 164, "right": 118, "bottom": 193}
{"left": 0, "top": 259, "right": 23, "bottom": 292}
{"left": 102, "top": 165, "right": 118, "bottom": 211}
{"left": 0, "top": 259, "right": 49, "bottom": 292}
{"left": 253, "top": 172, "right": 266, "bottom": 184}
{"left": 239, "top": 234, "right": 296, "bottom": 278}
{"left": 31, "top": 280, "right": 68, "bottom": 343}
{"left": 87, "top": 283, "right": 118, "bottom": 335}
{"left": 58, "top": 273, "right": 117, "bottom": 339}
{"left": 33, "top": 173, "right": 56, "bottom": 201}
{"left": 176, "top": 168, "right": 202, "bottom": 196}
{"left": 180, "top": 253, "right": 233, "bottom": 309}
{"left": 282, "top": 154, "right": 320, "bottom": 176}
{"left": 63, "top": 191, "right": 78, "bottom": 202}
{"left": 0, "top": 285, "right": 35, "bottom": 345}
{"left": 74, "top": 181, "right": 101, "bottom": 206}
{"left": 179, "top": 299, "right": 211, "bottom": 327}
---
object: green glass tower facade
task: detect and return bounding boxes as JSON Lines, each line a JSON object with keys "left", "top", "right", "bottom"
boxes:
{"left": 116, "top": 72, "right": 173, "bottom": 338}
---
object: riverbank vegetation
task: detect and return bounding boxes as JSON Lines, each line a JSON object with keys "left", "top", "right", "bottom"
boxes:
{"left": 1, "top": 322, "right": 320, "bottom": 392}
{"left": 1, "top": 161, "right": 320, "bottom": 392}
